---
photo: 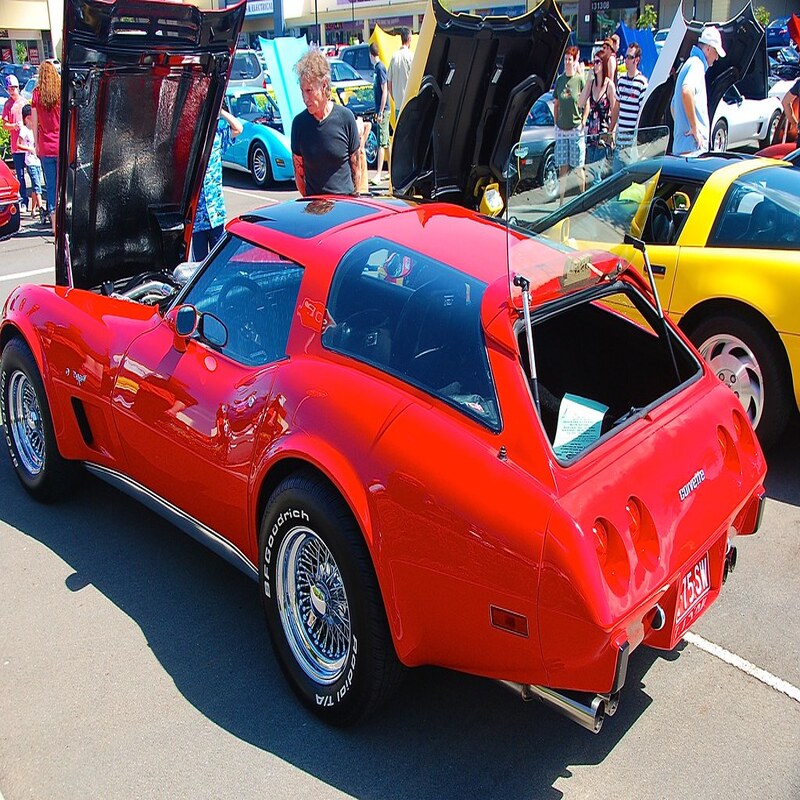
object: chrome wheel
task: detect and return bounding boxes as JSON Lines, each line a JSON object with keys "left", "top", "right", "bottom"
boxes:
{"left": 699, "top": 333, "right": 763, "bottom": 428}
{"left": 712, "top": 121, "right": 728, "bottom": 152}
{"left": 252, "top": 144, "right": 268, "bottom": 185}
{"left": 364, "top": 129, "right": 378, "bottom": 168}
{"left": 276, "top": 525, "right": 351, "bottom": 684}
{"left": 542, "top": 150, "right": 559, "bottom": 201}
{"left": 7, "top": 369, "right": 45, "bottom": 476}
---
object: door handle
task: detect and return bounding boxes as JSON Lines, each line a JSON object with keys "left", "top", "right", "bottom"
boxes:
{"left": 651, "top": 264, "right": 667, "bottom": 276}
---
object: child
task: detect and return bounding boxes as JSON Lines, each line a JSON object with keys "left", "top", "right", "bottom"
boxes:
{"left": 17, "top": 104, "right": 43, "bottom": 219}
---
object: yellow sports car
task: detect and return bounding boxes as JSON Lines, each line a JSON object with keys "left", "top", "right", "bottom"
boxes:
{"left": 532, "top": 154, "right": 800, "bottom": 449}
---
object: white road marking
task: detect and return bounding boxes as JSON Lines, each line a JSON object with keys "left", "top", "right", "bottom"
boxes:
{"left": 1, "top": 267, "right": 53, "bottom": 283}
{"left": 223, "top": 187, "right": 279, "bottom": 202}
{"left": 684, "top": 631, "right": 800, "bottom": 703}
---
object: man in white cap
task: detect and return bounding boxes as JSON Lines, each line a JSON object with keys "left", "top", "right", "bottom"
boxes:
{"left": 2, "top": 74, "right": 29, "bottom": 210}
{"left": 670, "top": 25, "right": 726, "bottom": 156}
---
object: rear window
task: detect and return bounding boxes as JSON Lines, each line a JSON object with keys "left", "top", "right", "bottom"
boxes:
{"left": 709, "top": 166, "right": 800, "bottom": 249}
{"left": 521, "top": 283, "right": 701, "bottom": 461}
{"left": 322, "top": 238, "right": 499, "bottom": 429}
{"left": 232, "top": 52, "right": 261, "bottom": 80}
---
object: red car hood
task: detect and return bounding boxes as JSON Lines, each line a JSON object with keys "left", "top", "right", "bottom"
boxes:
{"left": 56, "top": 0, "right": 245, "bottom": 289}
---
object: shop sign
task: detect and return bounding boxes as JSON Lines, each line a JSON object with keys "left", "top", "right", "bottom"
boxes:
{"left": 245, "top": 0, "right": 273, "bottom": 16}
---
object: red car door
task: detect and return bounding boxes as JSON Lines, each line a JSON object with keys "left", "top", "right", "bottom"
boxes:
{"left": 110, "top": 238, "right": 304, "bottom": 567}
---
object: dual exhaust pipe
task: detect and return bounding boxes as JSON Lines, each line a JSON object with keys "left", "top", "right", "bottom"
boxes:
{"left": 500, "top": 681, "right": 618, "bottom": 733}
{"left": 507, "top": 549, "right": 739, "bottom": 733}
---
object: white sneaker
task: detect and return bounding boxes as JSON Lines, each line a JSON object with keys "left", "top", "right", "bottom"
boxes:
{"left": 369, "top": 175, "right": 383, "bottom": 185}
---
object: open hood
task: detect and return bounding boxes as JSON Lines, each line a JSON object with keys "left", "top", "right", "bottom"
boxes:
{"left": 391, "top": 0, "right": 569, "bottom": 208}
{"left": 56, "top": 0, "right": 246, "bottom": 288}
{"left": 640, "top": 3, "right": 765, "bottom": 135}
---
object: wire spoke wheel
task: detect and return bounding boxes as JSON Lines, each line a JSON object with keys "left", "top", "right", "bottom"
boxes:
{"left": 7, "top": 369, "right": 46, "bottom": 476}
{"left": 252, "top": 146, "right": 268, "bottom": 184}
{"left": 276, "top": 525, "right": 352, "bottom": 685}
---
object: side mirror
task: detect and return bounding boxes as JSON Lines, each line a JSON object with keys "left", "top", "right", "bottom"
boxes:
{"left": 199, "top": 313, "right": 228, "bottom": 348}
{"left": 174, "top": 304, "right": 199, "bottom": 336}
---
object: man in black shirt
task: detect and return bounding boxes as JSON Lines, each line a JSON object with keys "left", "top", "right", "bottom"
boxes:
{"left": 292, "top": 48, "right": 361, "bottom": 195}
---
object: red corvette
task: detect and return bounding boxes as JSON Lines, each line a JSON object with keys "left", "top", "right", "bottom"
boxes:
{"left": 1, "top": 0, "right": 766, "bottom": 733}
{"left": 0, "top": 157, "right": 21, "bottom": 241}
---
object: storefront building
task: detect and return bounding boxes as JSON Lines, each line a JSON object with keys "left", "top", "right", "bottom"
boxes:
{"left": 1, "top": 0, "right": 66, "bottom": 64}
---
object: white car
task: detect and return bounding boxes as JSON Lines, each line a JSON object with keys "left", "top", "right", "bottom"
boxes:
{"left": 710, "top": 85, "right": 782, "bottom": 151}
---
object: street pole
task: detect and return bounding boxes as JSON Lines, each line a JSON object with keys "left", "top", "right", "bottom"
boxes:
{"left": 315, "top": 0, "right": 319, "bottom": 44}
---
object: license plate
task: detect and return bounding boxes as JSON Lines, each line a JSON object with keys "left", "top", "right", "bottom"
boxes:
{"left": 675, "top": 552, "right": 711, "bottom": 626}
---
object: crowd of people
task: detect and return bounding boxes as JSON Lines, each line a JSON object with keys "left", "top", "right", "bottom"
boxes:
{"left": 5, "top": 21, "right": 790, "bottom": 250}
{"left": 2, "top": 59, "right": 61, "bottom": 232}
{"left": 549, "top": 25, "right": 734, "bottom": 203}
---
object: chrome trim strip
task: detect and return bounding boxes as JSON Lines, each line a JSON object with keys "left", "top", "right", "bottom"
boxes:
{"left": 84, "top": 463, "right": 258, "bottom": 581}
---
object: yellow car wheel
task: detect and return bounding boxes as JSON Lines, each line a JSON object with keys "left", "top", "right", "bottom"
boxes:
{"left": 690, "top": 314, "right": 791, "bottom": 451}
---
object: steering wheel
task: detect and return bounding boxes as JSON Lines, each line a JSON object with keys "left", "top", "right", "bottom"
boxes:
{"left": 217, "top": 275, "right": 264, "bottom": 355}
{"left": 649, "top": 197, "right": 674, "bottom": 244}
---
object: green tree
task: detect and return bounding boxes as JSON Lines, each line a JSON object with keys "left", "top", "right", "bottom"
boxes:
{"left": 754, "top": 6, "right": 770, "bottom": 29}
{"left": 637, "top": 4, "right": 658, "bottom": 30}
{"left": 15, "top": 41, "right": 28, "bottom": 63}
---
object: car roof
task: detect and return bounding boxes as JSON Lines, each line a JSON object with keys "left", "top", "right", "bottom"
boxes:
{"left": 659, "top": 153, "right": 757, "bottom": 182}
{"left": 227, "top": 197, "right": 623, "bottom": 312}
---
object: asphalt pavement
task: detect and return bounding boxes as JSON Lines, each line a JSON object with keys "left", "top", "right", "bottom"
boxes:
{"left": 1, "top": 172, "right": 799, "bottom": 800}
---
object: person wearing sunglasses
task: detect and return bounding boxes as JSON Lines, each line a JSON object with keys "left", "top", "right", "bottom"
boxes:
{"left": 579, "top": 50, "right": 618, "bottom": 184}
{"left": 611, "top": 43, "right": 648, "bottom": 165}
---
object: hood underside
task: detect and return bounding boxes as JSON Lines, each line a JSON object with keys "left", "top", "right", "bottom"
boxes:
{"left": 56, "top": 0, "right": 245, "bottom": 288}
{"left": 391, "top": 0, "right": 569, "bottom": 208}
{"left": 640, "top": 4, "right": 765, "bottom": 135}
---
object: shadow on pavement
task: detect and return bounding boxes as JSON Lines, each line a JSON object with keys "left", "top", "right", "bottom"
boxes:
{"left": 0, "top": 445, "right": 672, "bottom": 800}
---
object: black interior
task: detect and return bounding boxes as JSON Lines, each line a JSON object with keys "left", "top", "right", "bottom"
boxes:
{"left": 521, "top": 290, "right": 700, "bottom": 446}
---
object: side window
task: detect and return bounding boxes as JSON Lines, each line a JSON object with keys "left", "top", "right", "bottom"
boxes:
{"left": 183, "top": 236, "right": 303, "bottom": 366}
{"left": 709, "top": 167, "right": 800, "bottom": 249}
{"left": 342, "top": 49, "right": 355, "bottom": 67}
{"left": 322, "top": 239, "right": 500, "bottom": 429}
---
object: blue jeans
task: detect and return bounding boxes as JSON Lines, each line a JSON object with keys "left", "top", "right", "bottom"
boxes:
{"left": 191, "top": 225, "right": 224, "bottom": 260}
{"left": 12, "top": 152, "right": 28, "bottom": 207}
{"left": 26, "top": 164, "right": 43, "bottom": 196}
{"left": 41, "top": 156, "right": 58, "bottom": 211}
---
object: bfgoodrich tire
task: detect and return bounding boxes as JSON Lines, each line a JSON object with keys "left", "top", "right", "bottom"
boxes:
{"left": 0, "top": 337, "right": 79, "bottom": 501}
{"left": 259, "top": 473, "right": 403, "bottom": 725}
{"left": 690, "top": 314, "right": 791, "bottom": 451}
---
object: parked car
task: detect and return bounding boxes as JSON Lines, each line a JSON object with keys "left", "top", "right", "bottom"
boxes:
{"left": 512, "top": 92, "right": 558, "bottom": 201}
{"left": 641, "top": 5, "right": 771, "bottom": 152}
{"left": 328, "top": 58, "right": 378, "bottom": 165}
{"left": 710, "top": 84, "right": 782, "bottom": 150}
{"left": 329, "top": 57, "right": 375, "bottom": 116}
{"left": 1, "top": 0, "right": 767, "bottom": 736}
{"left": 531, "top": 152, "right": 800, "bottom": 450}
{"left": 222, "top": 87, "right": 293, "bottom": 187}
{"left": 766, "top": 16, "right": 792, "bottom": 48}
{"left": 654, "top": 27, "right": 669, "bottom": 53}
{"left": 0, "top": 157, "right": 21, "bottom": 240}
{"left": 229, "top": 48, "right": 265, "bottom": 88}
{"left": 338, "top": 43, "right": 373, "bottom": 82}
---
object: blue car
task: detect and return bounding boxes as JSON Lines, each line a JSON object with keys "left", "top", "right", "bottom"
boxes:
{"left": 223, "top": 87, "right": 294, "bottom": 187}
{"left": 766, "top": 17, "right": 791, "bottom": 48}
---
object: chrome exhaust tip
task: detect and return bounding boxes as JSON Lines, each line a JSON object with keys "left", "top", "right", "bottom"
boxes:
{"left": 723, "top": 546, "right": 738, "bottom": 584}
{"left": 500, "top": 681, "right": 607, "bottom": 733}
